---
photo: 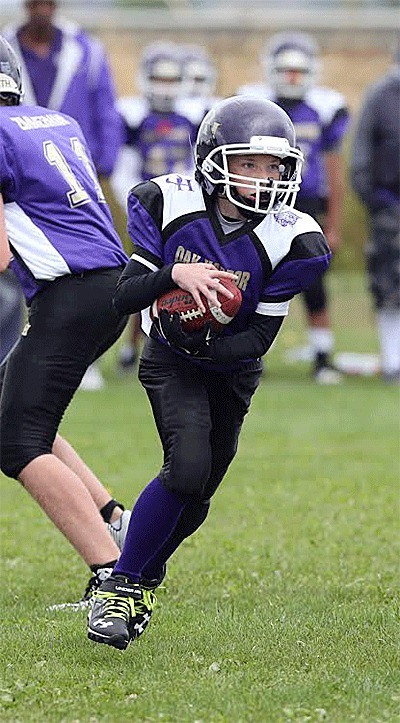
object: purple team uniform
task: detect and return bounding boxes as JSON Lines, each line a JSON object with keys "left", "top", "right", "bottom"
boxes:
{"left": 113, "top": 96, "right": 197, "bottom": 198}
{"left": 3, "top": 19, "right": 122, "bottom": 176}
{"left": 109, "top": 172, "right": 331, "bottom": 584}
{"left": 125, "top": 173, "right": 331, "bottom": 371}
{"left": 0, "top": 105, "right": 128, "bottom": 479}
{"left": 0, "top": 105, "right": 127, "bottom": 303}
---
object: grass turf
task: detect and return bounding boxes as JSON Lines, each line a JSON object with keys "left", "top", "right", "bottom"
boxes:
{"left": 0, "top": 271, "right": 399, "bottom": 722}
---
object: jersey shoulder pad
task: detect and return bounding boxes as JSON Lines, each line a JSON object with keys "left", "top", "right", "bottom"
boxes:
{"left": 117, "top": 96, "right": 149, "bottom": 128}
{"left": 305, "top": 86, "right": 348, "bottom": 124}
{"left": 236, "top": 83, "right": 272, "bottom": 98}
{"left": 175, "top": 97, "right": 206, "bottom": 125}
{"left": 150, "top": 174, "right": 205, "bottom": 226}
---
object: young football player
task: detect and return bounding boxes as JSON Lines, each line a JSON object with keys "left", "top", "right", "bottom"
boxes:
{"left": 0, "top": 36, "right": 129, "bottom": 605}
{"left": 111, "top": 41, "right": 198, "bottom": 375}
{"left": 87, "top": 94, "right": 332, "bottom": 650}
{"left": 238, "top": 32, "right": 350, "bottom": 383}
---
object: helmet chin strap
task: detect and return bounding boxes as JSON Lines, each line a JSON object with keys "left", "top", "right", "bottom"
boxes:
{"left": 230, "top": 187, "right": 272, "bottom": 220}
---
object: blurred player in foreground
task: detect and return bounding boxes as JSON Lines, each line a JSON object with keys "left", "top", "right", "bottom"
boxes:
{"left": 87, "top": 95, "right": 331, "bottom": 650}
{"left": 350, "top": 42, "right": 400, "bottom": 384}
{"left": 112, "top": 41, "right": 197, "bottom": 375}
{"left": 239, "top": 32, "right": 350, "bottom": 383}
{"left": 0, "top": 36, "right": 130, "bottom": 605}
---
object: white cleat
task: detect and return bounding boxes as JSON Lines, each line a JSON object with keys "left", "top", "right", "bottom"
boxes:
{"left": 314, "top": 365, "right": 343, "bottom": 385}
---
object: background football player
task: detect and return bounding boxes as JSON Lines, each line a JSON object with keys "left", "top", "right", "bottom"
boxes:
{"left": 111, "top": 41, "right": 198, "bottom": 374}
{"left": 238, "top": 32, "right": 350, "bottom": 383}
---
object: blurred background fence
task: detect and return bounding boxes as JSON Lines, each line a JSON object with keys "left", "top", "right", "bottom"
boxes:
{"left": 2, "top": 0, "right": 398, "bottom": 269}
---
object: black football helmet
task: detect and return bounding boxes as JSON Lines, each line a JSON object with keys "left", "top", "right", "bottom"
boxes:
{"left": 0, "top": 36, "right": 23, "bottom": 106}
{"left": 195, "top": 95, "right": 303, "bottom": 216}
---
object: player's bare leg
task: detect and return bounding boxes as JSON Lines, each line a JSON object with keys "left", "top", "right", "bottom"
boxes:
{"left": 18, "top": 454, "right": 120, "bottom": 566}
{"left": 52, "top": 434, "right": 123, "bottom": 523}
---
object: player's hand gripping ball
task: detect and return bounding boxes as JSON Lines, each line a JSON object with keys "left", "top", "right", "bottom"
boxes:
{"left": 151, "top": 277, "right": 242, "bottom": 333}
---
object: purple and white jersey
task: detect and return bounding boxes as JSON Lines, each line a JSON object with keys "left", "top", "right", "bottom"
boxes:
{"left": 0, "top": 105, "right": 128, "bottom": 303}
{"left": 3, "top": 18, "right": 123, "bottom": 177}
{"left": 175, "top": 95, "right": 222, "bottom": 129}
{"left": 122, "top": 97, "right": 197, "bottom": 181}
{"left": 111, "top": 96, "right": 197, "bottom": 209}
{"left": 237, "top": 83, "right": 350, "bottom": 199}
{"left": 127, "top": 173, "right": 331, "bottom": 356}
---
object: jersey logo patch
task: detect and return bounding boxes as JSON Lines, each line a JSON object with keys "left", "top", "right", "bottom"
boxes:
{"left": 274, "top": 209, "right": 298, "bottom": 227}
{"left": 165, "top": 176, "right": 194, "bottom": 191}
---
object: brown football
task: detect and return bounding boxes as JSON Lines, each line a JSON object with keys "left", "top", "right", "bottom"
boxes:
{"left": 151, "top": 277, "right": 242, "bottom": 333}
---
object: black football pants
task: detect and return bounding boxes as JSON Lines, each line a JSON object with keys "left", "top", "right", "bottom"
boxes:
{"left": 138, "top": 338, "right": 262, "bottom": 501}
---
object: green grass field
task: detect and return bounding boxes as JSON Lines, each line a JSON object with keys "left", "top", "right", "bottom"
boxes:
{"left": 0, "top": 272, "right": 399, "bottom": 723}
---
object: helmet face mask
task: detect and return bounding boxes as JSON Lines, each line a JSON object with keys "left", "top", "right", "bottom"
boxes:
{"left": 181, "top": 46, "right": 217, "bottom": 99}
{"left": 0, "top": 37, "right": 23, "bottom": 106}
{"left": 139, "top": 43, "right": 183, "bottom": 112}
{"left": 263, "top": 32, "right": 320, "bottom": 100}
{"left": 196, "top": 97, "right": 303, "bottom": 216}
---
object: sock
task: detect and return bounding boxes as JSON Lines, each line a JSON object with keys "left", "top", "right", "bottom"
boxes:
{"left": 141, "top": 498, "right": 210, "bottom": 581}
{"left": 308, "top": 327, "right": 334, "bottom": 358}
{"left": 376, "top": 310, "right": 400, "bottom": 374}
{"left": 119, "top": 342, "right": 136, "bottom": 363}
{"left": 114, "top": 477, "right": 190, "bottom": 582}
{"left": 99, "top": 499, "right": 124, "bottom": 523}
{"left": 90, "top": 560, "right": 118, "bottom": 582}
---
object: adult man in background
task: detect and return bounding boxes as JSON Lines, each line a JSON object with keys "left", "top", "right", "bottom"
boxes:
{"left": 238, "top": 32, "right": 350, "bottom": 383}
{"left": 3, "top": 0, "right": 124, "bottom": 390}
{"left": 350, "top": 42, "right": 400, "bottom": 383}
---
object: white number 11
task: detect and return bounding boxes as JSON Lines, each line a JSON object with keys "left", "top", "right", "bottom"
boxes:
{"left": 43, "top": 137, "right": 106, "bottom": 208}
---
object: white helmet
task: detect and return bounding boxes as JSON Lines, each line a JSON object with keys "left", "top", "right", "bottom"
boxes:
{"left": 180, "top": 44, "right": 217, "bottom": 99}
{"left": 263, "top": 32, "right": 320, "bottom": 100}
{"left": 138, "top": 41, "right": 183, "bottom": 112}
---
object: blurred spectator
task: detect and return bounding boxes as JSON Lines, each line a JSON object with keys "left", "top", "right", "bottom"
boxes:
{"left": 111, "top": 41, "right": 198, "bottom": 375}
{"left": 3, "top": 0, "right": 124, "bottom": 390}
{"left": 238, "top": 32, "right": 350, "bottom": 383}
{"left": 350, "top": 43, "right": 400, "bottom": 384}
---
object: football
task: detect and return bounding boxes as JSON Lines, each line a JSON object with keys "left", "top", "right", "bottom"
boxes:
{"left": 151, "top": 277, "right": 242, "bottom": 333}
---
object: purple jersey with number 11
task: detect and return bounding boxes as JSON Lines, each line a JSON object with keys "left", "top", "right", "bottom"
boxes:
{"left": 0, "top": 105, "right": 128, "bottom": 303}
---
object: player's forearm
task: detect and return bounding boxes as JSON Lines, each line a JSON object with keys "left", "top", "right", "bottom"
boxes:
{"left": 114, "top": 260, "right": 177, "bottom": 314}
{"left": 205, "top": 315, "right": 284, "bottom": 363}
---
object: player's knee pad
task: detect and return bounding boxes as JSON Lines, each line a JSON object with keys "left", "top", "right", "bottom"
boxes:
{"left": 165, "top": 444, "right": 212, "bottom": 496}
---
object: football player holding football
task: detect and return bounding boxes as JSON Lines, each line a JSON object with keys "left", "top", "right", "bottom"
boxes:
{"left": 88, "top": 95, "right": 331, "bottom": 650}
{"left": 238, "top": 32, "right": 350, "bottom": 383}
